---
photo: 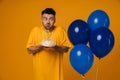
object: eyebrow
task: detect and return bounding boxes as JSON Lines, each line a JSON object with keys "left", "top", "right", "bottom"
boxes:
{"left": 42, "top": 16, "right": 55, "bottom": 19}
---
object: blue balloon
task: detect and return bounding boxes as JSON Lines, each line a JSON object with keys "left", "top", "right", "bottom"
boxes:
{"left": 68, "top": 19, "right": 90, "bottom": 45}
{"left": 87, "top": 10, "right": 110, "bottom": 32}
{"left": 70, "top": 44, "right": 94, "bottom": 75}
{"left": 89, "top": 27, "right": 115, "bottom": 59}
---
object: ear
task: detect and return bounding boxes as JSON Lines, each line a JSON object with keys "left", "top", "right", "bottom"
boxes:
{"left": 54, "top": 18, "right": 56, "bottom": 23}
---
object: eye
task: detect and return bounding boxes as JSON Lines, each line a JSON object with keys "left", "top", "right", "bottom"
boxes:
{"left": 49, "top": 17, "right": 55, "bottom": 21}
{"left": 42, "top": 17, "right": 47, "bottom": 21}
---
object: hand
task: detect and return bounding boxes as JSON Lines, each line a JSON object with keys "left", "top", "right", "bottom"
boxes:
{"left": 53, "top": 45, "right": 69, "bottom": 53}
{"left": 27, "top": 45, "right": 44, "bottom": 55}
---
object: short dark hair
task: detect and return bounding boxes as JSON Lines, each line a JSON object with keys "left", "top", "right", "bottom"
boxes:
{"left": 41, "top": 8, "right": 56, "bottom": 16}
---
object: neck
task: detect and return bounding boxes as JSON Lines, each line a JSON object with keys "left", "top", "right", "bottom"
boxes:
{"left": 45, "top": 29, "right": 50, "bottom": 33}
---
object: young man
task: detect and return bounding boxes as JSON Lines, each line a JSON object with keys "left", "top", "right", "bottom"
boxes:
{"left": 26, "top": 8, "right": 72, "bottom": 80}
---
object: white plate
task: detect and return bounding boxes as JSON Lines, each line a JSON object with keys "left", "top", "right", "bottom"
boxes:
{"left": 41, "top": 39, "right": 56, "bottom": 47}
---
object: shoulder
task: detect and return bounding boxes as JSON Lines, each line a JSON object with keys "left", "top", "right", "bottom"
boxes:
{"left": 32, "top": 26, "right": 41, "bottom": 30}
{"left": 54, "top": 26, "right": 66, "bottom": 32}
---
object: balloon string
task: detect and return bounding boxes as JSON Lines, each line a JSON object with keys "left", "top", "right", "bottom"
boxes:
{"left": 96, "top": 59, "right": 100, "bottom": 80}
{"left": 81, "top": 75, "right": 85, "bottom": 80}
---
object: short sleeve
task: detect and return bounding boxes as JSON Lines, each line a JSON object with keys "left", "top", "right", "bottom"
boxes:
{"left": 26, "top": 27, "right": 38, "bottom": 48}
{"left": 56, "top": 27, "right": 73, "bottom": 48}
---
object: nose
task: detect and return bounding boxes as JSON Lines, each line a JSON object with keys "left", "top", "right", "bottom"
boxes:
{"left": 47, "top": 19, "right": 50, "bottom": 23}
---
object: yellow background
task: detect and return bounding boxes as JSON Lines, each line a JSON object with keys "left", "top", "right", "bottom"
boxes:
{"left": 0, "top": 0, "right": 120, "bottom": 80}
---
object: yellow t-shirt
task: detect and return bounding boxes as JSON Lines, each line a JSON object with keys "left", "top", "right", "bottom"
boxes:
{"left": 26, "top": 26, "right": 72, "bottom": 80}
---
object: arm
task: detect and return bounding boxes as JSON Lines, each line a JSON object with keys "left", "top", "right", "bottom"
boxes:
{"left": 27, "top": 45, "right": 44, "bottom": 55}
{"left": 53, "top": 45, "right": 69, "bottom": 53}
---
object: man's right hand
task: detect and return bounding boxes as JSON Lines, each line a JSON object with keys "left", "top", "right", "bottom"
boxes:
{"left": 27, "top": 45, "right": 44, "bottom": 55}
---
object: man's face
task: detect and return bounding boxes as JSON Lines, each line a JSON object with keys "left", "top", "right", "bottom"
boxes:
{"left": 42, "top": 13, "right": 55, "bottom": 31}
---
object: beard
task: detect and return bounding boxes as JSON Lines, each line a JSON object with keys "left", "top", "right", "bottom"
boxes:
{"left": 44, "top": 24, "right": 54, "bottom": 31}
